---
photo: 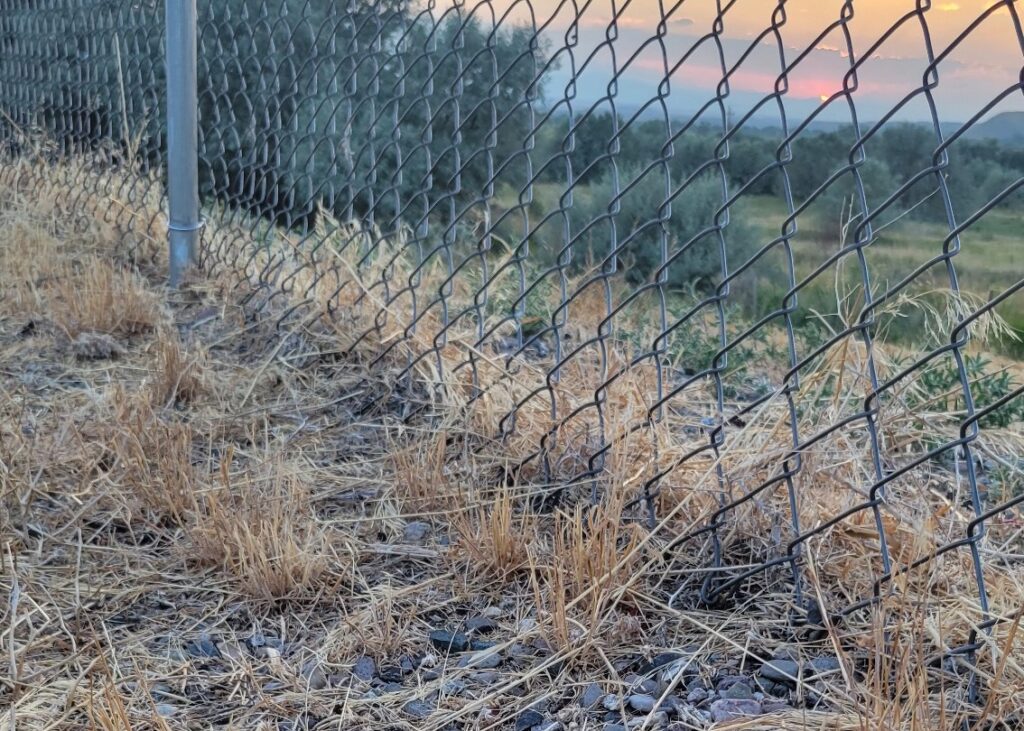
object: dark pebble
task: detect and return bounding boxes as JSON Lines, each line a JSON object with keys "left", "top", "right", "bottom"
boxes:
{"left": 403, "top": 699, "right": 436, "bottom": 719}
{"left": 810, "top": 656, "right": 841, "bottom": 673}
{"left": 709, "top": 698, "right": 761, "bottom": 723}
{"left": 378, "top": 665, "right": 403, "bottom": 682}
{"left": 187, "top": 633, "right": 220, "bottom": 659}
{"left": 762, "top": 700, "right": 793, "bottom": 713}
{"left": 516, "top": 709, "right": 545, "bottom": 731}
{"left": 470, "top": 639, "right": 497, "bottom": 652}
{"left": 581, "top": 682, "right": 604, "bottom": 709}
{"left": 430, "top": 630, "right": 470, "bottom": 654}
{"left": 639, "top": 652, "right": 684, "bottom": 674}
{"left": 628, "top": 694, "right": 657, "bottom": 713}
{"left": 465, "top": 616, "right": 498, "bottom": 634}
{"left": 760, "top": 659, "right": 800, "bottom": 685}
{"left": 403, "top": 521, "right": 431, "bottom": 543}
{"left": 353, "top": 656, "right": 375, "bottom": 681}
{"left": 723, "top": 682, "right": 754, "bottom": 700}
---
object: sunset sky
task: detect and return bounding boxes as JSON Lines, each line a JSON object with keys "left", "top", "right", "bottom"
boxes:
{"left": 501, "top": 0, "right": 1024, "bottom": 123}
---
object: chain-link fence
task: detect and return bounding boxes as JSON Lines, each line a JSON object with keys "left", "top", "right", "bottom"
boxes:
{"left": 3, "top": 0, "right": 1024, "bottom": 695}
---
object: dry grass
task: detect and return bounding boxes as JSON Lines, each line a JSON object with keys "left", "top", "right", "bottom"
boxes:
{"left": 2, "top": 157, "right": 1024, "bottom": 730}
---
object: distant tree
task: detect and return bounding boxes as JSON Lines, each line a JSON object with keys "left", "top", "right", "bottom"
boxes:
{"left": 569, "top": 165, "right": 755, "bottom": 289}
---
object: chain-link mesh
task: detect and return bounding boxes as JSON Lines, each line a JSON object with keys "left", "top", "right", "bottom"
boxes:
{"left": 3, "top": 0, "right": 1024, "bottom": 701}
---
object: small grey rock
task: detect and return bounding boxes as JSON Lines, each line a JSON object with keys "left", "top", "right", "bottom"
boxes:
{"left": 582, "top": 682, "right": 605, "bottom": 709}
{"left": 603, "top": 694, "right": 621, "bottom": 711}
{"left": 709, "top": 698, "right": 761, "bottom": 723}
{"left": 627, "top": 713, "right": 667, "bottom": 728}
{"left": 353, "top": 655, "right": 376, "bottom": 681}
{"left": 187, "top": 633, "right": 219, "bottom": 659}
{"left": 471, "top": 670, "right": 500, "bottom": 685}
{"left": 517, "top": 618, "right": 538, "bottom": 633}
{"left": 723, "top": 682, "right": 753, "bottom": 700}
{"left": 625, "top": 674, "right": 657, "bottom": 694}
{"left": 642, "top": 652, "right": 684, "bottom": 672}
{"left": 603, "top": 725, "right": 627, "bottom": 731}
{"left": 759, "top": 679, "right": 789, "bottom": 697}
{"left": 378, "top": 664, "right": 403, "bottom": 682}
{"left": 429, "top": 629, "right": 470, "bottom": 654}
{"left": 457, "top": 648, "right": 502, "bottom": 669}
{"left": 810, "top": 655, "right": 841, "bottom": 674}
{"left": 686, "top": 687, "right": 708, "bottom": 704}
{"left": 516, "top": 709, "right": 545, "bottom": 731}
{"left": 628, "top": 694, "right": 657, "bottom": 713}
{"left": 403, "top": 699, "right": 435, "bottom": 719}
{"left": 300, "top": 658, "right": 328, "bottom": 690}
{"left": 762, "top": 700, "right": 793, "bottom": 713}
{"left": 380, "top": 682, "right": 404, "bottom": 693}
{"left": 442, "top": 679, "right": 467, "bottom": 696}
{"left": 465, "top": 616, "right": 498, "bottom": 634}
{"left": 760, "top": 659, "right": 799, "bottom": 684}
{"left": 403, "top": 521, "right": 431, "bottom": 543}
{"left": 155, "top": 703, "right": 177, "bottom": 718}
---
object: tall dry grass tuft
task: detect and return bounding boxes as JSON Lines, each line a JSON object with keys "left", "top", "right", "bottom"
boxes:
{"left": 102, "top": 387, "right": 198, "bottom": 526}
{"left": 149, "top": 328, "right": 206, "bottom": 407}
{"left": 454, "top": 486, "right": 535, "bottom": 578}
{"left": 388, "top": 428, "right": 461, "bottom": 512}
{"left": 189, "top": 450, "right": 331, "bottom": 601}
{"left": 47, "top": 257, "right": 161, "bottom": 338}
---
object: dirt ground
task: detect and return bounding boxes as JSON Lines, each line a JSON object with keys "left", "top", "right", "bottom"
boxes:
{"left": 2, "top": 165, "right": 1024, "bottom": 731}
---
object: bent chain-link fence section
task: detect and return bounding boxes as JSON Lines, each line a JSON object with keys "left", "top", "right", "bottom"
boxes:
{"left": 3, "top": 0, "right": 1024, "bottom": 699}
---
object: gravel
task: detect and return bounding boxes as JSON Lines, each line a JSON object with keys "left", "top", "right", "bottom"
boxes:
{"left": 402, "top": 520, "right": 431, "bottom": 543}
{"left": 709, "top": 698, "right": 762, "bottom": 723}
{"left": 429, "top": 629, "right": 471, "bottom": 653}
{"left": 464, "top": 616, "right": 498, "bottom": 634}
{"left": 456, "top": 647, "right": 503, "bottom": 669}
{"left": 627, "top": 694, "right": 657, "bottom": 713}
{"left": 515, "top": 709, "right": 545, "bottom": 731}
{"left": 582, "top": 682, "right": 605, "bottom": 709}
{"left": 686, "top": 687, "right": 708, "bottom": 704}
{"left": 722, "top": 681, "right": 754, "bottom": 699}
{"left": 187, "top": 633, "right": 220, "bottom": 659}
{"left": 760, "top": 658, "right": 800, "bottom": 684}
{"left": 810, "top": 655, "right": 841, "bottom": 673}
{"left": 403, "top": 699, "right": 436, "bottom": 719}
{"left": 353, "top": 655, "right": 376, "bottom": 681}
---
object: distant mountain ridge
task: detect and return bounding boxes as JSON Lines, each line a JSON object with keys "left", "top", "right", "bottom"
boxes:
{"left": 959, "top": 112, "right": 1024, "bottom": 147}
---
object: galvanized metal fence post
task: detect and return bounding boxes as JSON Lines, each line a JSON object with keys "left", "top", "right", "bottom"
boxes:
{"left": 165, "top": 0, "right": 200, "bottom": 288}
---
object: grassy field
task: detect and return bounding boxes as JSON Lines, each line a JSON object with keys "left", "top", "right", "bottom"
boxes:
{"left": 2, "top": 160, "right": 1024, "bottom": 730}
{"left": 740, "top": 194, "right": 1024, "bottom": 355}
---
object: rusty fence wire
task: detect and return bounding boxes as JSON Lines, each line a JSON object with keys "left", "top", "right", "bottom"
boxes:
{"left": 3, "top": 0, "right": 1024, "bottom": 698}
